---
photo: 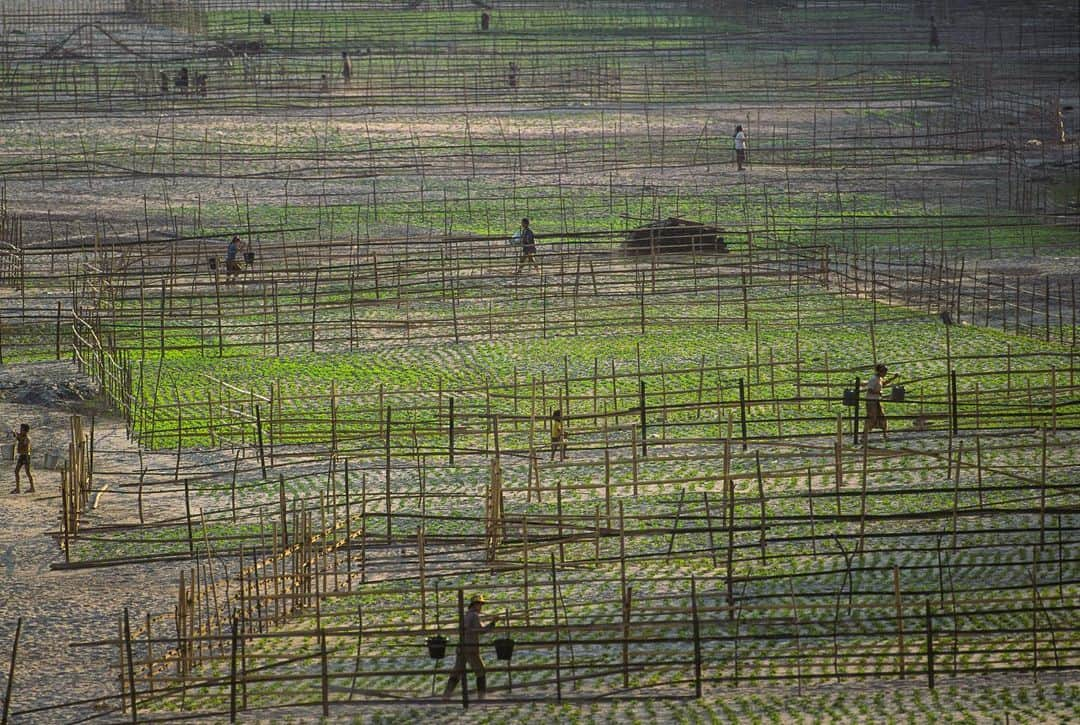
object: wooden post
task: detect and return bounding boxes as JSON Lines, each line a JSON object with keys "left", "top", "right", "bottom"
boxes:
{"left": 61, "top": 465, "right": 71, "bottom": 563}
{"left": 950, "top": 369, "right": 959, "bottom": 435}
{"left": 1050, "top": 367, "right": 1057, "bottom": 432}
{"left": 925, "top": 601, "right": 935, "bottom": 689}
{"left": 639, "top": 276, "right": 646, "bottom": 335}
{"left": 1030, "top": 552, "right": 1041, "bottom": 677}
{"left": 255, "top": 404, "right": 267, "bottom": 480}
{"left": 738, "top": 378, "right": 748, "bottom": 451}
{"left": 852, "top": 376, "right": 860, "bottom": 446}
{"left": 360, "top": 475, "right": 368, "bottom": 583}
{"left": 639, "top": 380, "right": 647, "bottom": 458}
{"left": 343, "top": 460, "right": 353, "bottom": 589}
{"left": 229, "top": 613, "right": 239, "bottom": 723}
{"left": 858, "top": 439, "right": 869, "bottom": 556}
{"left": 755, "top": 452, "right": 766, "bottom": 563}
{"left": 385, "top": 406, "right": 392, "bottom": 542}
{"left": 893, "top": 566, "right": 905, "bottom": 679}
{"left": 548, "top": 553, "right": 565, "bottom": 700}
{"left": 2, "top": 618, "right": 21, "bottom": 725}
{"left": 448, "top": 396, "right": 455, "bottom": 464}
{"left": 319, "top": 628, "right": 329, "bottom": 717}
{"left": 690, "top": 576, "right": 702, "bottom": 698}
{"left": 834, "top": 415, "right": 844, "bottom": 515}
{"left": 278, "top": 475, "right": 288, "bottom": 549}
{"left": 123, "top": 608, "right": 137, "bottom": 723}
{"left": 593, "top": 505, "right": 601, "bottom": 563}
{"left": 457, "top": 589, "right": 469, "bottom": 709}
{"left": 183, "top": 478, "right": 195, "bottom": 556}
{"left": 619, "top": 501, "right": 630, "bottom": 687}
{"left": 604, "top": 450, "right": 612, "bottom": 525}
{"left": 951, "top": 441, "right": 963, "bottom": 551}
{"left": 522, "top": 515, "right": 531, "bottom": 626}
{"left": 145, "top": 613, "right": 154, "bottom": 696}
{"left": 703, "top": 490, "right": 718, "bottom": 569}
{"left": 1040, "top": 426, "right": 1047, "bottom": 551}
{"left": 741, "top": 269, "right": 749, "bottom": 330}
{"left": 726, "top": 474, "right": 735, "bottom": 620}
{"left": 330, "top": 381, "right": 338, "bottom": 456}
{"left": 55, "top": 301, "right": 62, "bottom": 360}
{"left": 418, "top": 527, "right": 427, "bottom": 628}
{"left": 666, "top": 489, "right": 686, "bottom": 557}
{"left": 794, "top": 328, "right": 802, "bottom": 407}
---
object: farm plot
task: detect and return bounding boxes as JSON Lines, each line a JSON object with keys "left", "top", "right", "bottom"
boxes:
{"left": 99, "top": 427, "right": 1078, "bottom": 718}
{"left": 0, "top": 0, "right": 1077, "bottom": 723}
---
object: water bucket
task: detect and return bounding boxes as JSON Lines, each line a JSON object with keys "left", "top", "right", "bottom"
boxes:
{"left": 207, "top": 256, "right": 218, "bottom": 270}
{"left": 842, "top": 389, "right": 858, "bottom": 407}
{"left": 43, "top": 452, "right": 61, "bottom": 469}
{"left": 426, "top": 635, "right": 447, "bottom": 660}
{"left": 243, "top": 251, "right": 255, "bottom": 265}
{"left": 494, "top": 637, "right": 515, "bottom": 661}
{"left": 890, "top": 385, "right": 906, "bottom": 403}
{"left": 1, "top": 443, "right": 13, "bottom": 461}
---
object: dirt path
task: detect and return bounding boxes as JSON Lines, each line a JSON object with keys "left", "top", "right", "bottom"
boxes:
{"left": 0, "top": 361, "right": 186, "bottom": 724}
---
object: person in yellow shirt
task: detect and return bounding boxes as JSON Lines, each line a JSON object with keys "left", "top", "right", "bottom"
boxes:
{"left": 550, "top": 408, "right": 568, "bottom": 461}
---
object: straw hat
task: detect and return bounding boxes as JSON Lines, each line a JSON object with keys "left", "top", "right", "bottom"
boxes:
{"left": 468, "top": 594, "right": 487, "bottom": 606}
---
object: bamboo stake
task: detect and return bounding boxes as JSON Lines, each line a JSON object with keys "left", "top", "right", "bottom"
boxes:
{"left": 1, "top": 618, "right": 21, "bottom": 725}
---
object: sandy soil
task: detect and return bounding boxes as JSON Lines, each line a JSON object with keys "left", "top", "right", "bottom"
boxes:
{"left": 0, "top": 361, "right": 188, "bottom": 723}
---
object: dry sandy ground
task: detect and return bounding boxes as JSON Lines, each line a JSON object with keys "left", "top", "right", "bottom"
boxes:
{"left": 0, "top": 361, "right": 188, "bottom": 724}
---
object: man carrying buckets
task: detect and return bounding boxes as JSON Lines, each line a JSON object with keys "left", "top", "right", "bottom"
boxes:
{"left": 442, "top": 594, "right": 498, "bottom": 701}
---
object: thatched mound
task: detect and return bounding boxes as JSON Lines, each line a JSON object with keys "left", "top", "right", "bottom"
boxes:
{"left": 624, "top": 217, "right": 727, "bottom": 255}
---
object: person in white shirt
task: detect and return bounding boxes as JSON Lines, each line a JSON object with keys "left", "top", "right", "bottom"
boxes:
{"left": 734, "top": 125, "right": 748, "bottom": 170}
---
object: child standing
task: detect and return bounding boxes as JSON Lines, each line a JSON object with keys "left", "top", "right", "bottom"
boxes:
{"left": 550, "top": 409, "right": 568, "bottom": 461}
{"left": 734, "top": 125, "right": 748, "bottom": 171}
{"left": 11, "top": 423, "right": 34, "bottom": 494}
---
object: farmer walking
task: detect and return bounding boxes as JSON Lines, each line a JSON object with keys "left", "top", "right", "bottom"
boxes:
{"left": 341, "top": 51, "right": 352, "bottom": 84}
{"left": 514, "top": 218, "right": 539, "bottom": 275}
{"left": 862, "top": 364, "right": 893, "bottom": 444}
{"left": 225, "top": 235, "right": 243, "bottom": 284}
{"left": 10, "top": 423, "right": 34, "bottom": 494}
{"left": 734, "top": 125, "right": 748, "bottom": 171}
{"left": 442, "top": 594, "right": 498, "bottom": 701}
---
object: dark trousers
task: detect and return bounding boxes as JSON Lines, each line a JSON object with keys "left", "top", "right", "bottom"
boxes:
{"left": 14, "top": 454, "right": 32, "bottom": 485}
{"left": 443, "top": 645, "right": 486, "bottom": 698}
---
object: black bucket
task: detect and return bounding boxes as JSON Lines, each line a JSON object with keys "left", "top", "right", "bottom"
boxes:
{"left": 244, "top": 251, "right": 255, "bottom": 265}
{"left": 426, "top": 635, "right": 447, "bottom": 660}
{"left": 208, "top": 256, "right": 217, "bottom": 270}
{"left": 842, "top": 389, "right": 857, "bottom": 407}
{"left": 890, "top": 385, "right": 905, "bottom": 402}
{"left": 494, "top": 637, "right": 515, "bottom": 661}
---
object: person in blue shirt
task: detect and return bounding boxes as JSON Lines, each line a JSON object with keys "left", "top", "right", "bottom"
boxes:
{"left": 225, "top": 235, "right": 243, "bottom": 283}
{"left": 514, "top": 218, "right": 539, "bottom": 274}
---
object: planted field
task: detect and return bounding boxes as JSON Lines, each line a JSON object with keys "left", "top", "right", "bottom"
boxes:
{"left": 0, "top": 1, "right": 1076, "bottom": 723}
